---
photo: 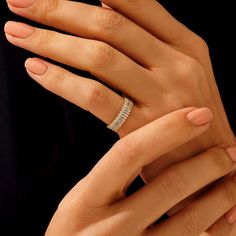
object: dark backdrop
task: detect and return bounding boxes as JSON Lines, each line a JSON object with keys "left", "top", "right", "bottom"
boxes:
{"left": 0, "top": 0, "right": 235, "bottom": 235}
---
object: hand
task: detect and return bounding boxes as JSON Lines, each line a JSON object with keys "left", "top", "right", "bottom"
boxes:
{"left": 45, "top": 107, "right": 236, "bottom": 236}
{"left": 4, "top": 0, "right": 235, "bottom": 181}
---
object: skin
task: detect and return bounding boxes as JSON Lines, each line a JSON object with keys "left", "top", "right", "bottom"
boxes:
{"left": 3, "top": 0, "right": 236, "bottom": 234}
{"left": 4, "top": 0, "right": 235, "bottom": 177}
{"left": 45, "top": 107, "right": 236, "bottom": 236}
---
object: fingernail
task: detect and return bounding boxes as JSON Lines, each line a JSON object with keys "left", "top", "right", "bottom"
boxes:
{"left": 7, "top": 0, "right": 36, "bottom": 8}
{"left": 187, "top": 107, "right": 213, "bottom": 126}
{"left": 226, "top": 212, "right": 236, "bottom": 224}
{"left": 4, "top": 21, "right": 34, "bottom": 39}
{"left": 226, "top": 145, "right": 236, "bottom": 162}
{"left": 226, "top": 196, "right": 236, "bottom": 224}
{"left": 25, "top": 58, "right": 48, "bottom": 76}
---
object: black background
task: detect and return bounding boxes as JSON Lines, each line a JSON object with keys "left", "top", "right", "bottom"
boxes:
{"left": 0, "top": 0, "right": 235, "bottom": 235}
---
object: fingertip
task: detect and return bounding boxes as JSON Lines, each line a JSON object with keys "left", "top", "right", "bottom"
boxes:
{"left": 225, "top": 204, "right": 236, "bottom": 224}
{"left": 24, "top": 57, "right": 48, "bottom": 77}
{"left": 5, "top": 33, "right": 15, "bottom": 42}
{"left": 186, "top": 107, "right": 213, "bottom": 126}
{"left": 25, "top": 68, "right": 39, "bottom": 81}
{"left": 24, "top": 57, "right": 32, "bottom": 67}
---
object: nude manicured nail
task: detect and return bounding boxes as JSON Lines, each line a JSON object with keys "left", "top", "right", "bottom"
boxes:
{"left": 7, "top": 0, "right": 36, "bottom": 8}
{"left": 227, "top": 213, "right": 236, "bottom": 224}
{"left": 226, "top": 145, "right": 236, "bottom": 162}
{"left": 187, "top": 107, "right": 213, "bottom": 126}
{"left": 25, "top": 58, "right": 48, "bottom": 76}
{"left": 226, "top": 206, "right": 236, "bottom": 224}
{"left": 4, "top": 21, "right": 34, "bottom": 39}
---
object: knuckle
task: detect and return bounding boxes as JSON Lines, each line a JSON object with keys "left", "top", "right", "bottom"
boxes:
{"left": 182, "top": 209, "right": 203, "bottom": 236}
{"left": 113, "top": 138, "right": 143, "bottom": 168}
{"left": 38, "top": 0, "right": 61, "bottom": 18}
{"left": 191, "top": 35, "right": 209, "bottom": 53}
{"left": 57, "top": 193, "right": 73, "bottom": 212}
{"left": 174, "top": 56, "right": 202, "bottom": 79}
{"left": 171, "top": 56, "right": 205, "bottom": 86}
{"left": 57, "top": 198, "right": 69, "bottom": 212}
{"left": 84, "top": 83, "right": 107, "bottom": 109}
{"left": 221, "top": 180, "right": 236, "bottom": 206}
{"left": 37, "top": 30, "right": 54, "bottom": 50}
{"left": 46, "top": 69, "right": 67, "bottom": 92}
{"left": 58, "top": 178, "right": 87, "bottom": 211}
{"left": 86, "top": 42, "right": 116, "bottom": 67}
{"left": 95, "top": 9, "right": 127, "bottom": 33}
{"left": 208, "top": 147, "right": 234, "bottom": 175}
{"left": 159, "top": 167, "right": 186, "bottom": 199}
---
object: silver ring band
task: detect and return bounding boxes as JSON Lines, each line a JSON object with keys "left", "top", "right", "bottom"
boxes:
{"left": 107, "top": 97, "right": 134, "bottom": 132}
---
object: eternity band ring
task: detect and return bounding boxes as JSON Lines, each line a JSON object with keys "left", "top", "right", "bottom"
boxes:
{"left": 107, "top": 96, "right": 134, "bottom": 132}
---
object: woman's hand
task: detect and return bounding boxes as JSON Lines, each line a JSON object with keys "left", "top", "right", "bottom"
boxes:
{"left": 4, "top": 1, "right": 236, "bottom": 232}
{"left": 45, "top": 107, "right": 236, "bottom": 236}
{"left": 4, "top": 0, "right": 235, "bottom": 181}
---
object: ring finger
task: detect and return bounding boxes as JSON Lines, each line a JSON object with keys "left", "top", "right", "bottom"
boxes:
{"left": 24, "top": 57, "right": 146, "bottom": 135}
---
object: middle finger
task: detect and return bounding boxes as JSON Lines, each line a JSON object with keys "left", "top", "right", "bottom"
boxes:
{"left": 7, "top": 0, "right": 173, "bottom": 68}
{"left": 4, "top": 21, "right": 157, "bottom": 104}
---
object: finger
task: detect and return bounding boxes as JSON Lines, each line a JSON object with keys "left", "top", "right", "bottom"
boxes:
{"left": 24, "top": 57, "right": 121, "bottom": 123}
{"left": 24, "top": 57, "right": 145, "bottom": 135}
{"left": 226, "top": 205, "right": 236, "bottom": 224}
{"left": 6, "top": 0, "right": 172, "bottom": 68}
{"left": 4, "top": 21, "right": 156, "bottom": 104}
{"left": 200, "top": 216, "right": 233, "bottom": 236}
{"left": 101, "top": 0, "right": 196, "bottom": 44}
{"left": 148, "top": 173, "right": 236, "bottom": 236}
{"left": 78, "top": 107, "right": 212, "bottom": 207}
{"left": 119, "top": 146, "right": 236, "bottom": 229}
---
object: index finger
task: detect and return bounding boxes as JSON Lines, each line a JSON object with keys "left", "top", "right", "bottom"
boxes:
{"left": 83, "top": 107, "right": 212, "bottom": 206}
{"left": 101, "top": 0, "right": 195, "bottom": 44}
